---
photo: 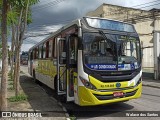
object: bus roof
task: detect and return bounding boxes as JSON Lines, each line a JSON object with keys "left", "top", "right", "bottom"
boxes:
{"left": 29, "top": 18, "right": 81, "bottom": 51}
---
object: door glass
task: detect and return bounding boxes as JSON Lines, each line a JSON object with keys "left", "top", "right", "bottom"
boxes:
{"left": 68, "top": 36, "right": 78, "bottom": 97}
{"left": 69, "top": 37, "right": 78, "bottom": 64}
{"left": 58, "top": 39, "right": 66, "bottom": 93}
{"left": 59, "top": 40, "right": 66, "bottom": 64}
{"left": 59, "top": 66, "right": 66, "bottom": 91}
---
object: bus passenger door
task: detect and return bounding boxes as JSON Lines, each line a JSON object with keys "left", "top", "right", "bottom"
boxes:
{"left": 57, "top": 38, "right": 67, "bottom": 95}
{"left": 66, "top": 35, "right": 78, "bottom": 102}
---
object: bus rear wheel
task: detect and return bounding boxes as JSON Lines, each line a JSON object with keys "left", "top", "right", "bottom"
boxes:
{"left": 54, "top": 75, "right": 58, "bottom": 93}
{"left": 33, "top": 70, "right": 38, "bottom": 83}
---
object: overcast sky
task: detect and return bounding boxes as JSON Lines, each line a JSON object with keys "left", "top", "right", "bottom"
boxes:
{"left": 21, "top": 0, "right": 160, "bottom": 51}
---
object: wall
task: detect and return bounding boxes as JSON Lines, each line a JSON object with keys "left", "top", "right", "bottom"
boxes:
{"left": 86, "top": 3, "right": 157, "bottom": 73}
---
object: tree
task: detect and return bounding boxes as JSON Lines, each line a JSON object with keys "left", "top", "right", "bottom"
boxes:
{"left": 7, "top": 4, "right": 18, "bottom": 88}
{"left": 9, "top": 0, "right": 39, "bottom": 96}
{"left": 0, "top": 0, "right": 39, "bottom": 110}
{"left": 1, "top": 0, "right": 8, "bottom": 111}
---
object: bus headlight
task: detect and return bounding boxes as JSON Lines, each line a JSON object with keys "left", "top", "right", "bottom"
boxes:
{"left": 79, "top": 76, "right": 96, "bottom": 90}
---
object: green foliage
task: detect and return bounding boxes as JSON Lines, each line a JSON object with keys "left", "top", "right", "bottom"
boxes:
{"left": 0, "top": 0, "right": 2, "bottom": 10}
{"left": 9, "top": 0, "right": 39, "bottom": 8}
{"left": 70, "top": 115, "right": 76, "bottom": 120}
{"left": 8, "top": 87, "right": 15, "bottom": 90}
{"left": 8, "top": 93, "right": 28, "bottom": 102}
{"left": 8, "top": 71, "right": 13, "bottom": 81}
{"left": 27, "top": 10, "right": 32, "bottom": 24}
{"left": 8, "top": 78, "right": 13, "bottom": 81}
{"left": 0, "top": 0, "right": 40, "bottom": 27}
{"left": 20, "top": 70, "right": 25, "bottom": 74}
{"left": 8, "top": 70, "right": 12, "bottom": 76}
{"left": 8, "top": 82, "right": 13, "bottom": 85}
{"left": 7, "top": 10, "right": 18, "bottom": 25}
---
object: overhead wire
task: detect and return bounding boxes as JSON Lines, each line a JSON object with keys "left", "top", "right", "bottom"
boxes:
{"left": 101, "top": 0, "right": 160, "bottom": 22}
{"left": 27, "top": 0, "right": 160, "bottom": 42}
{"left": 131, "top": 0, "right": 160, "bottom": 8}
{"left": 97, "top": 0, "right": 160, "bottom": 18}
{"left": 32, "top": 0, "right": 67, "bottom": 12}
{"left": 136, "top": 2, "right": 160, "bottom": 9}
{"left": 28, "top": 18, "right": 75, "bottom": 30}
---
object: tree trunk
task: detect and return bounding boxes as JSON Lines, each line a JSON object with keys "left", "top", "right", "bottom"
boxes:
{"left": 14, "top": 0, "right": 29, "bottom": 96}
{"left": 1, "top": 0, "right": 8, "bottom": 111}
{"left": 13, "top": 8, "right": 23, "bottom": 96}
{"left": 13, "top": 50, "right": 17, "bottom": 91}
{"left": 15, "top": 46, "right": 21, "bottom": 96}
{"left": 11, "top": 25, "right": 16, "bottom": 86}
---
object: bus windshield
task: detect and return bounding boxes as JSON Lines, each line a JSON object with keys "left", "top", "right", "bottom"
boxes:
{"left": 85, "top": 17, "right": 135, "bottom": 32}
{"left": 83, "top": 32, "right": 141, "bottom": 71}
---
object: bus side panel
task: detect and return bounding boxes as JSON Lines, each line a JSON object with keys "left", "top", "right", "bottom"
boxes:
{"left": 34, "top": 59, "right": 57, "bottom": 89}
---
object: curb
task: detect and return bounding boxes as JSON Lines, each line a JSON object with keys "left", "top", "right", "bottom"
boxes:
{"left": 142, "top": 84, "right": 160, "bottom": 89}
{"left": 38, "top": 85, "right": 70, "bottom": 119}
{"left": 50, "top": 97, "right": 70, "bottom": 119}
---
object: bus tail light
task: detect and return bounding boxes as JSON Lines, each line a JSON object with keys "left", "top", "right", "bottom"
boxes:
{"left": 79, "top": 76, "right": 96, "bottom": 90}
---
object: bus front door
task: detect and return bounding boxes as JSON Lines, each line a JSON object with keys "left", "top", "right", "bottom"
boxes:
{"left": 57, "top": 38, "right": 67, "bottom": 95}
{"left": 66, "top": 35, "right": 78, "bottom": 102}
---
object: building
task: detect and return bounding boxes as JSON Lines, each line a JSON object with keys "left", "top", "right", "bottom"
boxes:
{"left": 86, "top": 3, "right": 160, "bottom": 79}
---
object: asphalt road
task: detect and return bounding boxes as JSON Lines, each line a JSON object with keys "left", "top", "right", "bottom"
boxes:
{"left": 21, "top": 66, "right": 160, "bottom": 120}
{"left": 55, "top": 86, "right": 160, "bottom": 120}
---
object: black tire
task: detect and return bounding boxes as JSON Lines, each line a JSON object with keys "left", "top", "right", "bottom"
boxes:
{"left": 33, "top": 70, "right": 38, "bottom": 83}
{"left": 54, "top": 75, "right": 58, "bottom": 93}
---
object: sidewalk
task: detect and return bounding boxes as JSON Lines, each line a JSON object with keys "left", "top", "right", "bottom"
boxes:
{"left": 7, "top": 72, "right": 67, "bottom": 119}
{"left": 142, "top": 77, "right": 160, "bottom": 89}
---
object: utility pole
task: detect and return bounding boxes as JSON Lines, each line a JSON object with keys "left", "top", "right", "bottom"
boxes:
{"left": 153, "top": 11, "right": 160, "bottom": 80}
{"left": 153, "top": 30, "right": 160, "bottom": 80}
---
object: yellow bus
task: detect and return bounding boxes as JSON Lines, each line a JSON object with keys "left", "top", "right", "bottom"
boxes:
{"left": 28, "top": 17, "right": 142, "bottom": 106}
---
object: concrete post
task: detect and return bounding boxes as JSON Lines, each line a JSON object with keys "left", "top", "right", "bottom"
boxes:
{"left": 153, "top": 30, "right": 160, "bottom": 80}
{"left": 153, "top": 18, "right": 160, "bottom": 80}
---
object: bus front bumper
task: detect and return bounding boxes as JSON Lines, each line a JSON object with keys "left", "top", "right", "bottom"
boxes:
{"left": 78, "top": 82, "right": 142, "bottom": 106}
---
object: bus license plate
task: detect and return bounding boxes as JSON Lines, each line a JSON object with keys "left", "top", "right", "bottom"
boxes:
{"left": 113, "top": 92, "right": 124, "bottom": 97}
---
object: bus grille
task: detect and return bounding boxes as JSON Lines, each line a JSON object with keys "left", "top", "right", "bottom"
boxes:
{"left": 93, "top": 89, "right": 138, "bottom": 100}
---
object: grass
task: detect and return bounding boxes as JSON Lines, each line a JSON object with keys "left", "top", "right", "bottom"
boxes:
{"left": 8, "top": 78, "right": 13, "bottom": 81}
{"left": 8, "top": 87, "right": 15, "bottom": 90}
{"left": 20, "top": 71, "right": 25, "bottom": 74}
{"left": 8, "top": 71, "right": 12, "bottom": 77}
{"left": 8, "top": 82, "right": 14, "bottom": 85}
{"left": 8, "top": 93, "right": 28, "bottom": 102}
{"left": 70, "top": 115, "right": 76, "bottom": 120}
{"left": 8, "top": 71, "right": 13, "bottom": 81}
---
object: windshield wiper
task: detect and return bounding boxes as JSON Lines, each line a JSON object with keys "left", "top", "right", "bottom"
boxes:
{"left": 99, "top": 30, "right": 115, "bottom": 56}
